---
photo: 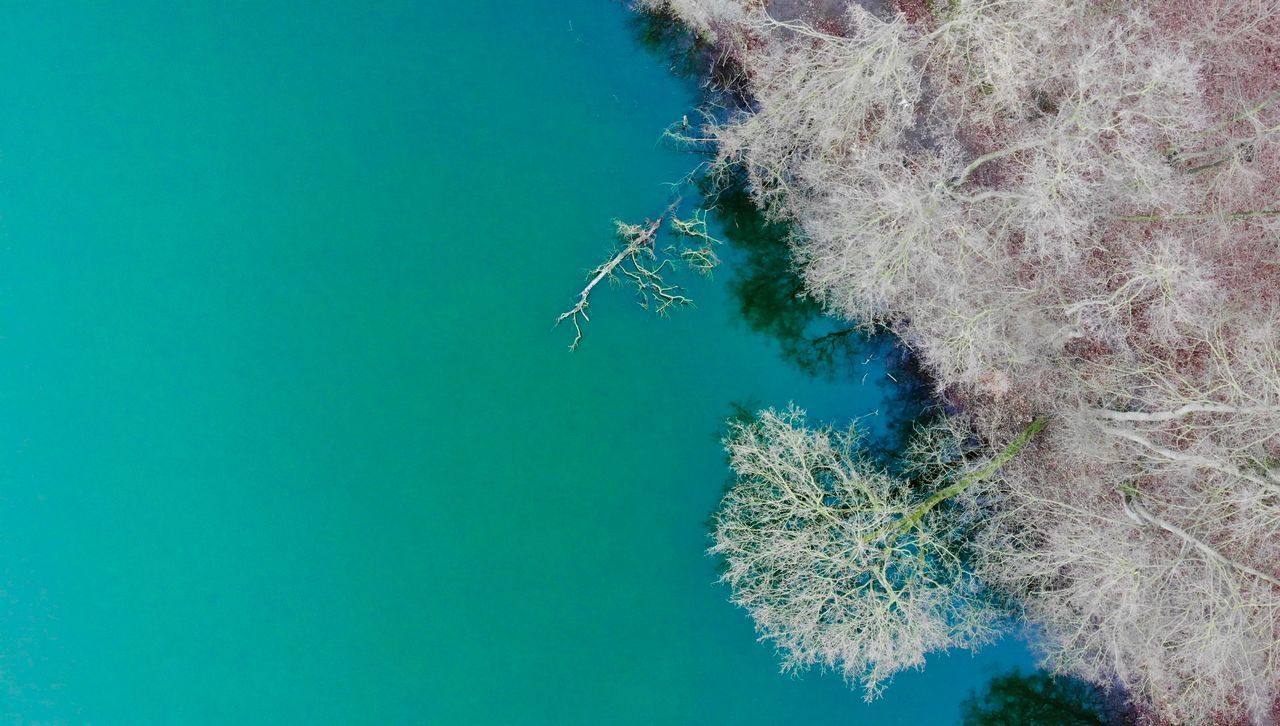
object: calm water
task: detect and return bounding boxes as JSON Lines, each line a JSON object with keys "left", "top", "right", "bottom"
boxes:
{"left": 0, "top": 2, "right": 1033, "bottom": 722}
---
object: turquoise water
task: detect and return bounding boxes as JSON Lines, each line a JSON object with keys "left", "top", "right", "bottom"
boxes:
{"left": 0, "top": 2, "right": 1034, "bottom": 722}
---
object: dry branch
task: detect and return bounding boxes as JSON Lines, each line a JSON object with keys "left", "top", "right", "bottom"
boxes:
{"left": 555, "top": 200, "right": 695, "bottom": 350}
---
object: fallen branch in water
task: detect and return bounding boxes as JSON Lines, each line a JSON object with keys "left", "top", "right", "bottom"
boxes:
{"left": 556, "top": 198, "right": 720, "bottom": 350}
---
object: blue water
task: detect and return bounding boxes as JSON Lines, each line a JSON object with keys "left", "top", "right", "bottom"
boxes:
{"left": 0, "top": 2, "right": 1033, "bottom": 722}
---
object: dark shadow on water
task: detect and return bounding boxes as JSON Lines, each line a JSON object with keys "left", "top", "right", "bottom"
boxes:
{"left": 722, "top": 398, "right": 761, "bottom": 433}
{"left": 625, "top": 6, "right": 709, "bottom": 83}
{"left": 701, "top": 176, "right": 861, "bottom": 378}
{"left": 625, "top": 6, "right": 752, "bottom": 109}
{"left": 961, "top": 668, "right": 1137, "bottom": 726}
{"left": 701, "top": 173, "right": 933, "bottom": 462}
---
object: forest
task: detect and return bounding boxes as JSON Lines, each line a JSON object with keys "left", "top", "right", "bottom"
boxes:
{"left": 622, "top": 1, "right": 1280, "bottom": 723}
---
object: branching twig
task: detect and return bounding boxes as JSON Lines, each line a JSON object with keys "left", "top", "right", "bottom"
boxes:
{"left": 1120, "top": 487, "right": 1280, "bottom": 588}
{"left": 555, "top": 198, "right": 718, "bottom": 350}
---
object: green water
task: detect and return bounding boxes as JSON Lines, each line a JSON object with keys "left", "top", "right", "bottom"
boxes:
{"left": 0, "top": 2, "right": 1034, "bottom": 723}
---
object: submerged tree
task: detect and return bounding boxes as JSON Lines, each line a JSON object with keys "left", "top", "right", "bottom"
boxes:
{"left": 711, "top": 406, "right": 1045, "bottom": 699}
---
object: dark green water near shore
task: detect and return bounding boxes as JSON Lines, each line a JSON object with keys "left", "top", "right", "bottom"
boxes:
{"left": 0, "top": 2, "right": 1035, "bottom": 722}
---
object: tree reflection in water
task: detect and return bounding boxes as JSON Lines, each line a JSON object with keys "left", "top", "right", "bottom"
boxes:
{"left": 704, "top": 175, "right": 931, "bottom": 461}
{"left": 961, "top": 668, "right": 1136, "bottom": 726}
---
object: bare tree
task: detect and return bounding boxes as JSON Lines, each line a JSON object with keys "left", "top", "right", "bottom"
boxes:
{"left": 712, "top": 406, "right": 1044, "bottom": 699}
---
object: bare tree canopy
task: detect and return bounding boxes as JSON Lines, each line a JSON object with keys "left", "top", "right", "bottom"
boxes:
{"left": 712, "top": 407, "right": 1043, "bottom": 699}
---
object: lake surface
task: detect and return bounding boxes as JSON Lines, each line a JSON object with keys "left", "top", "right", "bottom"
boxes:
{"left": 0, "top": 2, "right": 1033, "bottom": 722}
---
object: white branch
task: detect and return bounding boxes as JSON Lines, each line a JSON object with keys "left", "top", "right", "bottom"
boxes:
{"left": 555, "top": 200, "right": 681, "bottom": 350}
{"left": 1103, "top": 427, "right": 1280, "bottom": 495}
{"left": 1124, "top": 493, "right": 1280, "bottom": 588}
{"left": 1093, "top": 403, "right": 1280, "bottom": 422}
